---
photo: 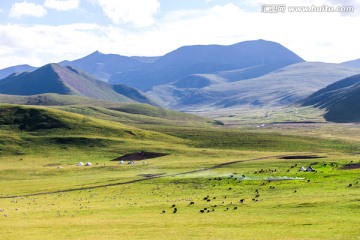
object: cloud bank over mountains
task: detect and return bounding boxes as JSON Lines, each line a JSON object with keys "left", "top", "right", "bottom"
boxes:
{"left": 0, "top": 0, "right": 359, "bottom": 68}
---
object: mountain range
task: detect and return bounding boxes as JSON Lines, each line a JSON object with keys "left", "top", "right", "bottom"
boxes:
{"left": 109, "top": 39, "right": 304, "bottom": 91}
{"left": 0, "top": 64, "right": 155, "bottom": 105}
{"left": 1, "top": 39, "right": 360, "bottom": 122}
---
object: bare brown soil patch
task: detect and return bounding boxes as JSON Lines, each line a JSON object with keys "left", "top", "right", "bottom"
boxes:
{"left": 342, "top": 163, "right": 360, "bottom": 170}
{"left": 111, "top": 151, "right": 169, "bottom": 161}
{"left": 280, "top": 155, "right": 325, "bottom": 160}
{"left": 138, "top": 173, "right": 166, "bottom": 178}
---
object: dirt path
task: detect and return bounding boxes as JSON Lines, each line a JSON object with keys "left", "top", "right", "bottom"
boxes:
{"left": 0, "top": 155, "right": 285, "bottom": 199}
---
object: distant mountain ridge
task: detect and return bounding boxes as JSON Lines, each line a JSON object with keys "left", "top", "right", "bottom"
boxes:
{"left": 301, "top": 74, "right": 360, "bottom": 122}
{"left": 109, "top": 39, "right": 305, "bottom": 90}
{"left": 59, "top": 51, "right": 152, "bottom": 81}
{"left": 0, "top": 64, "right": 37, "bottom": 80}
{"left": 0, "top": 63, "right": 155, "bottom": 105}
{"left": 342, "top": 59, "right": 360, "bottom": 69}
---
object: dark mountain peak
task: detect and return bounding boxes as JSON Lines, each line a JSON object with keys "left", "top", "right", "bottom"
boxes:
{"left": 43, "top": 63, "right": 60, "bottom": 69}
{"left": 14, "top": 64, "right": 34, "bottom": 68}
{"left": 92, "top": 50, "right": 102, "bottom": 55}
{"left": 82, "top": 50, "right": 107, "bottom": 60}
{"left": 0, "top": 63, "right": 155, "bottom": 105}
{"left": 230, "top": 39, "right": 272, "bottom": 45}
{"left": 35, "top": 63, "right": 64, "bottom": 76}
{"left": 85, "top": 51, "right": 132, "bottom": 61}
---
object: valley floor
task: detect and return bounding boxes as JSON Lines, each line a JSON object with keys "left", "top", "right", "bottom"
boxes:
{"left": 0, "top": 105, "right": 359, "bottom": 240}
{"left": 1, "top": 152, "right": 359, "bottom": 240}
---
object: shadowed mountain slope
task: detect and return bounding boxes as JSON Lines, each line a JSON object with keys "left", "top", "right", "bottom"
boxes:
{"left": 301, "top": 74, "right": 360, "bottom": 122}
{"left": 148, "top": 62, "right": 360, "bottom": 111}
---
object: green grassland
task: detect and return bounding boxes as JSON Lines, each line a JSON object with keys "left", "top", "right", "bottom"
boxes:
{"left": 0, "top": 104, "right": 359, "bottom": 240}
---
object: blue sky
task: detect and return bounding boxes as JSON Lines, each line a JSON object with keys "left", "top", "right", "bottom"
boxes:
{"left": 0, "top": 0, "right": 359, "bottom": 68}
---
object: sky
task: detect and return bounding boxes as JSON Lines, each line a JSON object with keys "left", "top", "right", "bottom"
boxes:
{"left": 0, "top": 0, "right": 359, "bottom": 69}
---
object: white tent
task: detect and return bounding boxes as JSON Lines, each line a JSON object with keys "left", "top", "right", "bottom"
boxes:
{"left": 77, "top": 162, "right": 84, "bottom": 166}
{"left": 306, "top": 166, "right": 315, "bottom": 172}
{"left": 299, "top": 166, "right": 306, "bottom": 172}
{"left": 85, "top": 162, "right": 92, "bottom": 166}
{"left": 119, "top": 160, "right": 125, "bottom": 164}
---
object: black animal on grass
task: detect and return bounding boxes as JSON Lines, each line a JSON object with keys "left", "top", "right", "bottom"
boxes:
{"left": 189, "top": 202, "right": 195, "bottom": 205}
{"left": 240, "top": 199, "right": 245, "bottom": 203}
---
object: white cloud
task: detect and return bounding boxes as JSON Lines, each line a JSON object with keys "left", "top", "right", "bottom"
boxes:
{"left": 9, "top": 1, "right": 47, "bottom": 18}
{"left": 95, "top": 0, "right": 160, "bottom": 27}
{"left": 44, "top": 0, "right": 80, "bottom": 11}
{"left": 150, "top": 3, "right": 360, "bottom": 63}
{"left": 1, "top": 3, "right": 360, "bottom": 69}
{"left": 0, "top": 23, "right": 136, "bottom": 68}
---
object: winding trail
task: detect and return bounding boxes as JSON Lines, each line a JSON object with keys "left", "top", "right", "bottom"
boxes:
{"left": 0, "top": 154, "right": 286, "bottom": 199}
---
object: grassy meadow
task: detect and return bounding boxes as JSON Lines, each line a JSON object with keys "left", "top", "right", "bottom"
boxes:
{"left": 0, "top": 104, "right": 359, "bottom": 239}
